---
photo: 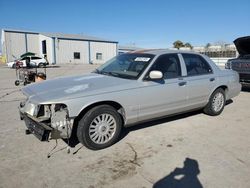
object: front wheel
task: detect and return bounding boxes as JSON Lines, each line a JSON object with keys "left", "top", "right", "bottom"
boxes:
{"left": 77, "top": 105, "right": 122, "bottom": 150}
{"left": 204, "top": 88, "right": 225, "bottom": 116}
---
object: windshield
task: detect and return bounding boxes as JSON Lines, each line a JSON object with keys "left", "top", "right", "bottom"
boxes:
{"left": 94, "top": 53, "right": 155, "bottom": 79}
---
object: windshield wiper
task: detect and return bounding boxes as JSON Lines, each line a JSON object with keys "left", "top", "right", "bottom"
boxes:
{"left": 94, "top": 70, "right": 135, "bottom": 79}
{"left": 100, "top": 71, "right": 120, "bottom": 77}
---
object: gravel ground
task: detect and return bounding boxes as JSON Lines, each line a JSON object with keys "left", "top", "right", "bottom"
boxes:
{"left": 0, "top": 64, "right": 249, "bottom": 188}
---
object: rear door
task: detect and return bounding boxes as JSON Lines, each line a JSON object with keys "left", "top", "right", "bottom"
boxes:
{"left": 181, "top": 53, "right": 216, "bottom": 109}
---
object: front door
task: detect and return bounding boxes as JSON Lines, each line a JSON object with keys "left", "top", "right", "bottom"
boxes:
{"left": 138, "top": 53, "right": 188, "bottom": 121}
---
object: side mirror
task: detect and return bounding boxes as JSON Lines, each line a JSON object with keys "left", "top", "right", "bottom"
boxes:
{"left": 149, "top": 70, "right": 163, "bottom": 80}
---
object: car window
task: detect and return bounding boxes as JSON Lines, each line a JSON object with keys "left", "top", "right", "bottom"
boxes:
{"left": 20, "top": 57, "right": 30, "bottom": 61}
{"left": 182, "top": 54, "right": 212, "bottom": 76}
{"left": 241, "top": 54, "right": 250, "bottom": 59}
{"left": 150, "top": 54, "right": 181, "bottom": 79}
{"left": 31, "top": 56, "right": 42, "bottom": 60}
{"left": 21, "top": 57, "right": 28, "bottom": 61}
{"left": 96, "top": 53, "right": 155, "bottom": 79}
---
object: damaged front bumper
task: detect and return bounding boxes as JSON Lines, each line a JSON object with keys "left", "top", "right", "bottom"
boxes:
{"left": 19, "top": 100, "right": 74, "bottom": 142}
{"left": 20, "top": 112, "right": 52, "bottom": 141}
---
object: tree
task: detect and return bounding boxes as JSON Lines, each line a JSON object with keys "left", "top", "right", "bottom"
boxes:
{"left": 184, "top": 42, "right": 193, "bottom": 49}
{"left": 173, "top": 40, "right": 184, "bottom": 49}
{"left": 205, "top": 43, "right": 211, "bottom": 49}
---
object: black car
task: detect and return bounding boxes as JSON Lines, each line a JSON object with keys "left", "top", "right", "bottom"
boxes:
{"left": 225, "top": 36, "right": 250, "bottom": 85}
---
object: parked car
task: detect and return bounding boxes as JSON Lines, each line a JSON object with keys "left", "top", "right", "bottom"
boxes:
{"left": 225, "top": 36, "right": 250, "bottom": 85}
{"left": 7, "top": 56, "right": 48, "bottom": 68}
{"left": 19, "top": 50, "right": 241, "bottom": 150}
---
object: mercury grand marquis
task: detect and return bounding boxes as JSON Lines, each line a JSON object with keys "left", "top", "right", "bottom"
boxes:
{"left": 19, "top": 49, "right": 241, "bottom": 150}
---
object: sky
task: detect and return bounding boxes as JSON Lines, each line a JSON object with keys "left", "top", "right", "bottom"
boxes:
{"left": 0, "top": 0, "right": 250, "bottom": 50}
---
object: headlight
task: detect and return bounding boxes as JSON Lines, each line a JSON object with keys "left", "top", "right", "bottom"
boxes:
{"left": 25, "top": 102, "right": 39, "bottom": 117}
{"left": 225, "top": 61, "right": 231, "bottom": 69}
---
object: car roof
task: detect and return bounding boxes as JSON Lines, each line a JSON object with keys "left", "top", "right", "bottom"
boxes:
{"left": 129, "top": 49, "right": 201, "bottom": 56}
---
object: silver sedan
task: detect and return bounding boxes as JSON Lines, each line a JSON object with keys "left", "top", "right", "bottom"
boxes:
{"left": 19, "top": 49, "right": 241, "bottom": 150}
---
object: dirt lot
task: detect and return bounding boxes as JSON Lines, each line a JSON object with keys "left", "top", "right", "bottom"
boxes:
{"left": 0, "top": 64, "right": 249, "bottom": 188}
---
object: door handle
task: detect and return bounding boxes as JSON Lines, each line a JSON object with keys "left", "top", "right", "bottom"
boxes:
{"left": 210, "top": 78, "right": 215, "bottom": 82}
{"left": 178, "top": 81, "right": 187, "bottom": 86}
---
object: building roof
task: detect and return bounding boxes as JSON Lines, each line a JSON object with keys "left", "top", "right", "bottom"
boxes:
{"left": 3, "top": 28, "right": 39, "bottom": 35}
{"left": 3, "top": 29, "right": 118, "bottom": 43}
{"left": 41, "top": 32, "right": 118, "bottom": 43}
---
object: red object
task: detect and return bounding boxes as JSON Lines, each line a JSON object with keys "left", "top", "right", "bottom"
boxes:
{"left": 16, "top": 61, "right": 23, "bottom": 68}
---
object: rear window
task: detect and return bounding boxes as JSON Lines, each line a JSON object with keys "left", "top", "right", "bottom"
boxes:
{"left": 182, "top": 54, "right": 212, "bottom": 76}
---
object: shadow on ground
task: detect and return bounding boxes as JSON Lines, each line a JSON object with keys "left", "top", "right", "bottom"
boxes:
{"left": 153, "top": 158, "right": 203, "bottom": 188}
{"left": 120, "top": 110, "right": 201, "bottom": 140}
{"left": 120, "top": 99, "right": 233, "bottom": 143}
{"left": 67, "top": 110, "right": 202, "bottom": 148}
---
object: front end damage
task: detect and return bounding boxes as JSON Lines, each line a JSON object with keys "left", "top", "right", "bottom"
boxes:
{"left": 19, "top": 100, "right": 74, "bottom": 142}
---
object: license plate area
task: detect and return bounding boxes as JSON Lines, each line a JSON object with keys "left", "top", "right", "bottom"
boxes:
{"left": 24, "top": 115, "right": 51, "bottom": 141}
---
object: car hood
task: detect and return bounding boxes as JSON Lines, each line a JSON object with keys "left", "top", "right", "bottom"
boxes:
{"left": 234, "top": 36, "right": 250, "bottom": 55}
{"left": 22, "top": 73, "right": 136, "bottom": 103}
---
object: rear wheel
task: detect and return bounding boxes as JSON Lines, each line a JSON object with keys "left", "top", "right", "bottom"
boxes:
{"left": 38, "top": 63, "right": 45, "bottom": 68}
{"left": 77, "top": 105, "right": 122, "bottom": 150}
{"left": 204, "top": 88, "right": 225, "bottom": 116}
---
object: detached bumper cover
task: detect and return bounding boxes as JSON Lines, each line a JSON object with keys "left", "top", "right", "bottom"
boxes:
{"left": 20, "top": 112, "right": 52, "bottom": 141}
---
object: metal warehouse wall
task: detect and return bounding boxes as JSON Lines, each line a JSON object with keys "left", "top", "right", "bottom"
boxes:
{"left": 4, "top": 31, "right": 40, "bottom": 62}
{"left": 57, "top": 39, "right": 89, "bottom": 64}
{"left": 2, "top": 30, "right": 118, "bottom": 64}
{"left": 4, "top": 32, "right": 26, "bottom": 62}
{"left": 90, "top": 42, "right": 117, "bottom": 64}
{"left": 26, "top": 34, "right": 39, "bottom": 54}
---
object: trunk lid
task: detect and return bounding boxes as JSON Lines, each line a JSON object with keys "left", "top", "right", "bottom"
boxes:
{"left": 234, "top": 36, "right": 250, "bottom": 55}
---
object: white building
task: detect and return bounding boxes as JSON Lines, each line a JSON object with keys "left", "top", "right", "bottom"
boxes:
{"left": 1, "top": 29, "right": 118, "bottom": 64}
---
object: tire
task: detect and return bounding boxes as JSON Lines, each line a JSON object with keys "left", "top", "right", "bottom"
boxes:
{"left": 12, "top": 64, "right": 16, "bottom": 69}
{"left": 77, "top": 105, "right": 122, "bottom": 150}
{"left": 204, "top": 88, "right": 225, "bottom": 116}
{"left": 14, "top": 80, "right": 20, "bottom": 86}
{"left": 38, "top": 63, "right": 45, "bottom": 68}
